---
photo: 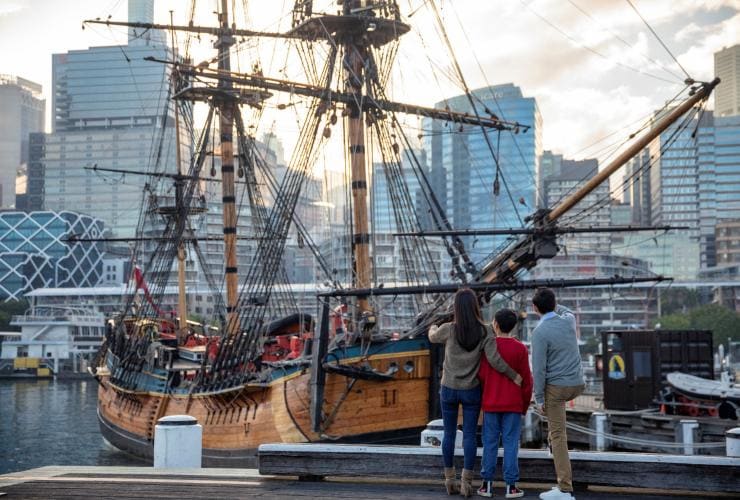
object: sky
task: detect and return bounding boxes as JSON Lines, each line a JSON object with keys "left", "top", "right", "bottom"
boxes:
{"left": 0, "top": 0, "right": 738, "bottom": 164}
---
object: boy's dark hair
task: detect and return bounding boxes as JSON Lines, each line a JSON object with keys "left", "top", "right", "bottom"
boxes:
{"left": 494, "top": 308, "right": 518, "bottom": 334}
{"left": 532, "top": 288, "right": 556, "bottom": 314}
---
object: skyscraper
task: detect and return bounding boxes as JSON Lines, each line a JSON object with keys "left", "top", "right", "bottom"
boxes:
{"left": 697, "top": 111, "right": 740, "bottom": 268}
{"left": 127, "top": 0, "right": 165, "bottom": 46}
{"left": 43, "top": 3, "right": 184, "bottom": 238}
{"left": 543, "top": 157, "right": 611, "bottom": 253}
{"left": 539, "top": 150, "right": 562, "bottom": 208}
{"left": 714, "top": 44, "right": 740, "bottom": 117}
{"left": 0, "top": 75, "right": 45, "bottom": 209}
{"left": 425, "top": 83, "right": 542, "bottom": 263}
{"left": 648, "top": 110, "right": 701, "bottom": 239}
{"left": 625, "top": 148, "right": 652, "bottom": 226}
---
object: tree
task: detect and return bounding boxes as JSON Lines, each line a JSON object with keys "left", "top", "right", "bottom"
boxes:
{"left": 654, "top": 303, "right": 740, "bottom": 345}
{"left": 0, "top": 300, "right": 28, "bottom": 331}
{"left": 658, "top": 288, "right": 701, "bottom": 315}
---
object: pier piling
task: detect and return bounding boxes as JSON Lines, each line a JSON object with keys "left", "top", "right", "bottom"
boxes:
{"left": 726, "top": 427, "right": 740, "bottom": 457}
{"left": 676, "top": 419, "right": 700, "bottom": 456}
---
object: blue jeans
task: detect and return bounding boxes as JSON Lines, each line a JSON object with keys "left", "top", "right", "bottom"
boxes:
{"left": 480, "top": 412, "right": 521, "bottom": 484}
{"left": 439, "top": 385, "right": 481, "bottom": 470}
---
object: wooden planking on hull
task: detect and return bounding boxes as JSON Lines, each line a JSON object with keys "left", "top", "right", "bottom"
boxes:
{"left": 97, "top": 345, "right": 435, "bottom": 461}
{"left": 283, "top": 355, "right": 431, "bottom": 439}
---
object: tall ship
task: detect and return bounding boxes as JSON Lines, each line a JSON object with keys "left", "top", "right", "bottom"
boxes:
{"left": 85, "top": 1, "right": 720, "bottom": 465}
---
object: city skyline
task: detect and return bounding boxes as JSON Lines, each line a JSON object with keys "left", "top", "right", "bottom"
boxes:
{"left": 0, "top": 1, "right": 737, "bottom": 159}
{"left": 0, "top": 1, "right": 738, "bottom": 292}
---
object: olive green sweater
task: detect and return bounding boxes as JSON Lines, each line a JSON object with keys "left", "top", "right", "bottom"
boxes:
{"left": 429, "top": 322, "right": 521, "bottom": 390}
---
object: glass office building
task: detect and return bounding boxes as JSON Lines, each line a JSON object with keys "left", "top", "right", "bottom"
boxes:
{"left": 649, "top": 110, "right": 701, "bottom": 234}
{"left": 0, "top": 211, "right": 105, "bottom": 300}
{"left": 697, "top": 112, "right": 740, "bottom": 268}
{"left": 44, "top": 8, "right": 185, "bottom": 238}
{"left": 371, "top": 148, "right": 428, "bottom": 233}
{"left": 425, "top": 84, "right": 542, "bottom": 265}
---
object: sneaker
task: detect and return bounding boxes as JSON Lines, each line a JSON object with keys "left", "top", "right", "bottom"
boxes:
{"left": 477, "top": 480, "right": 493, "bottom": 497}
{"left": 505, "top": 484, "right": 524, "bottom": 498}
{"left": 539, "top": 487, "right": 575, "bottom": 500}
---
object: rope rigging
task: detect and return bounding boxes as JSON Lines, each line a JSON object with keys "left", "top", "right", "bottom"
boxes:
{"left": 90, "top": 1, "right": 719, "bottom": 397}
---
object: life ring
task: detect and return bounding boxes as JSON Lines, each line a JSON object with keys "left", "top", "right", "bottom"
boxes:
{"left": 608, "top": 354, "right": 626, "bottom": 380}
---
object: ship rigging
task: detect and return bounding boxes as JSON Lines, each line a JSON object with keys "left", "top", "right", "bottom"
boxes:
{"left": 83, "top": 0, "right": 719, "bottom": 464}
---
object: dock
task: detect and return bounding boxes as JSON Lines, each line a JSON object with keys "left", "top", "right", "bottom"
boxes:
{"left": 1, "top": 466, "right": 737, "bottom": 499}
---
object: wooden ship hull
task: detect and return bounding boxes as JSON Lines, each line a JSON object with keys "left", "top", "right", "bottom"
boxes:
{"left": 96, "top": 337, "right": 434, "bottom": 466}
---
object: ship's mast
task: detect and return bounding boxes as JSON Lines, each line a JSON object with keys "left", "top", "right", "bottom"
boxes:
{"left": 170, "top": 12, "right": 188, "bottom": 338}
{"left": 85, "top": 3, "right": 248, "bottom": 338}
{"left": 344, "top": 1, "right": 372, "bottom": 317}
{"left": 215, "top": 0, "right": 239, "bottom": 336}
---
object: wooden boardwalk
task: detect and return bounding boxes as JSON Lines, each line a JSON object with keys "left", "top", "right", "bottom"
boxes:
{"left": 1, "top": 466, "right": 735, "bottom": 499}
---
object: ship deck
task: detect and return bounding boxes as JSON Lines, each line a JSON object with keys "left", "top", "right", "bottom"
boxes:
{"left": 0, "top": 466, "right": 735, "bottom": 499}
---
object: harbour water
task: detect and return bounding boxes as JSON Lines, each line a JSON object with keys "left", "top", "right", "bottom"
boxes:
{"left": 0, "top": 379, "right": 146, "bottom": 474}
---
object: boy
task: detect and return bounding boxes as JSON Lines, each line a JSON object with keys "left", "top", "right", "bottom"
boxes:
{"left": 477, "top": 309, "right": 533, "bottom": 498}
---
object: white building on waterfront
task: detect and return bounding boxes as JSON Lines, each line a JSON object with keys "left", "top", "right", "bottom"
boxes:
{"left": 0, "top": 282, "right": 327, "bottom": 375}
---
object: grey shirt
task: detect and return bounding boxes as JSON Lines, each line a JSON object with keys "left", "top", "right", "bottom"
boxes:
{"left": 429, "top": 322, "right": 521, "bottom": 390}
{"left": 531, "top": 305, "right": 584, "bottom": 405}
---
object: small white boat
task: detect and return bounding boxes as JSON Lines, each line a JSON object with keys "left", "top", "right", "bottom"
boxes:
{"left": 666, "top": 372, "right": 740, "bottom": 404}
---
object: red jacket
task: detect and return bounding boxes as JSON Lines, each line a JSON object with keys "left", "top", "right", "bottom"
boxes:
{"left": 478, "top": 337, "right": 533, "bottom": 414}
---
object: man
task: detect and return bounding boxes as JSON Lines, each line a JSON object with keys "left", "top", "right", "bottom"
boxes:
{"left": 531, "top": 288, "right": 584, "bottom": 500}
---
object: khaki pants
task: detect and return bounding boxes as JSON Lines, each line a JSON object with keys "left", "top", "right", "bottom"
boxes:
{"left": 544, "top": 384, "right": 584, "bottom": 492}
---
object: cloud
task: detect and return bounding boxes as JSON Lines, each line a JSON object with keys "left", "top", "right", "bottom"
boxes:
{"left": 0, "top": 1, "right": 26, "bottom": 17}
{"left": 676, "top": 12, "right": 740, "bottom": 80}
{"left": 674, "top": 22, "right": 706, "bottom": 43}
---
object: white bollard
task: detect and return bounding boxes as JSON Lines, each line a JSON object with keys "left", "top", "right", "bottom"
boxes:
{"left": 678, "top": 419, "right": 699, "bottom": 456}
{"left": 726, "top": 427, "right": 740, "bottom": 457}
{"left": 153, "top": 415, "right": 202, "bottom": 468}
{"left": 420, "top": 419, "right": 462, "bottom": 448}
{"left": 590, "top": 411, "right": 608, "bottom": 451}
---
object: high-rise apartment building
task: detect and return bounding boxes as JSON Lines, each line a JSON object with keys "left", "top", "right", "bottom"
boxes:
{"left": 539, "top": 150, "right": 562, "bottom": 208}
{"left": 20, "top": 132, "right": 46, "bottom": 212}
{"left": 543, "top": 158, "right": 611, "bottom": 253}
{"left": 716, "top": 219, "right": 740, "bottom": 266}
{"left": 714, "top": 44, "right": 740, "bottom": 117}
{"left": 625, "top": 148, "right": 652, "bottom": 226}
{"left": 425, "top": 84, "right": 542, "bottom": 263}
{"left": 0, "top": 75, "right": 45, "bottom": 209}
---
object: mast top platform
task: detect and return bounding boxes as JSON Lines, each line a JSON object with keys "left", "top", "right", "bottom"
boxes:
{"left": 171, "top": 82, "right": 271, "bottom": 107}
{"left": 287, "top": 14, "right": 409, "bottom": 46}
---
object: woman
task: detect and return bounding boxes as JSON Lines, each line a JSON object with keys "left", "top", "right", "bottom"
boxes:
{"left": 429, "top": 288, "right": 522, "bottom": 497}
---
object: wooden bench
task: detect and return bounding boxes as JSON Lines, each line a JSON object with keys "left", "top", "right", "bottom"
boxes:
{"left": 258, "top": 443, "right": 740, "bottom": 493}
